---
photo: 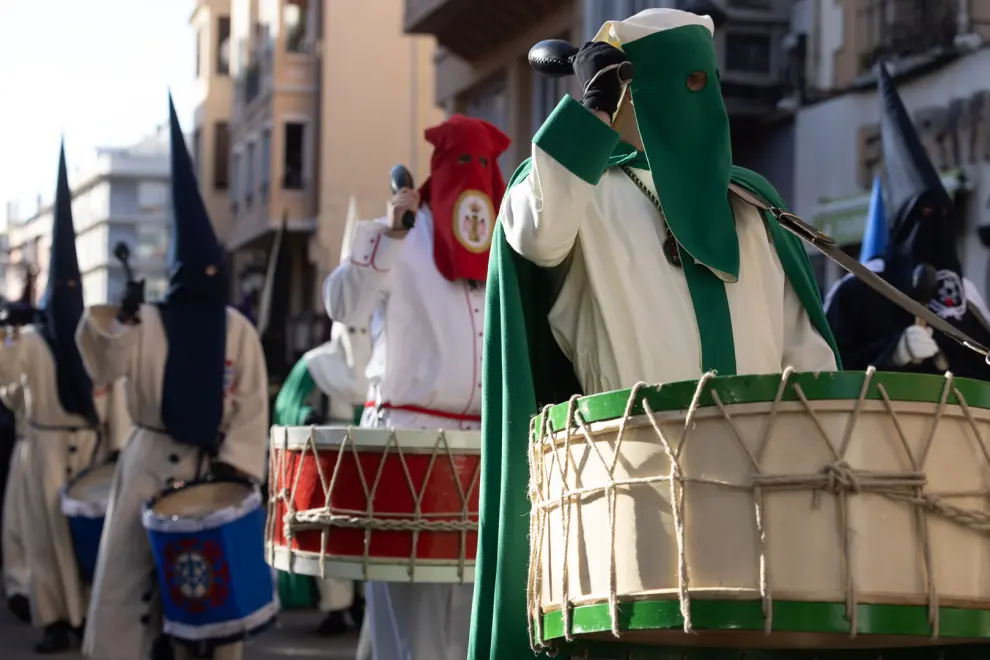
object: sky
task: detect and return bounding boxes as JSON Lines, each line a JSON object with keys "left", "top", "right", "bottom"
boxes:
{"left": 0, "top": 0, "right": 197, "bottom": 219}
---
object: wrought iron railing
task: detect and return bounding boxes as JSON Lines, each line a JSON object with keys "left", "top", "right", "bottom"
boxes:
{"left": 856, "top": 0, "right": 960, "bottom": 71}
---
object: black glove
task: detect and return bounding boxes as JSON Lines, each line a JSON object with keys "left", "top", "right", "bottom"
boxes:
{"left": 118, "top": 279, "right": 145, "bottom": 324}
{"left": 573, "top": 41, "right": 630, "bottom": 117}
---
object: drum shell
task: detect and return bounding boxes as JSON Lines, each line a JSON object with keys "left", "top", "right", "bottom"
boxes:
{"left": 61, "top": 461, "right": 116, "bottom": 583}
{"left": 267, "top": 426, "right": 481, "bottom": 583}
{"left": 530, "top": 370, "right": 990, "bottom": 651}
{"left": 143, "top": 480, "right": 276, "bottom": 644}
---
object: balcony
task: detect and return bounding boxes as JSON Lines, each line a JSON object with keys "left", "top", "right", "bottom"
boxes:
{"left": 404, "top": 0, "right": 569, "bottom": 60}
{"left": 241, "top": 61, "right": 261, "bottom": 107}
{"left": 855, "top": 0, "right": 961, "bottom": 72}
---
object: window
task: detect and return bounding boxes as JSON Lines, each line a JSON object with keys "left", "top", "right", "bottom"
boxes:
{"left": 195, "top": 27, "right": 202, "bottom": 77}
{"left": 283, "top": 122, "right": 305, "bottom": 190}
{"left": 466, "top": 76, "right": 509, "bottom": 173}
{"left": 246, "top": 141, "right": 256, "bottom": 207}
{"left": 193, "top": 127, "right": 202, "bottom": 180}
{"left": 214, "top": 122, "right": 229, "bottom": 190}
{"left": 260, "top": 128, "right": 271, "bottom": 197}
{"left": 284, "top": 0, "right": 307, "bottom": 53}
{"left": 217, "top": 16, "right": 231, "bottom": 76}
{"left": 724, "top": 32, "right": 772, "bottom": 74}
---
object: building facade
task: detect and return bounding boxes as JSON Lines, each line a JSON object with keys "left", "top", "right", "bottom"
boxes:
{"left": 793, "top": 0, "right": 990, "bottom": 292}
{"left": 194, "top": 0, "right": 443, "bottom": 380}
{"left": 404, "top": 0, "right": 803, "bottom": 199}
{"left": 190, "top": 0, "right": 235, "bottom": 245}
{"left": 3, "top": 129, "right": 171, "bottom": 307}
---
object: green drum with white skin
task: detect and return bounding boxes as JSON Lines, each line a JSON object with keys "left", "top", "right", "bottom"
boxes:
{"left": 529, "top": 368, "right": 990, "bottom": 658}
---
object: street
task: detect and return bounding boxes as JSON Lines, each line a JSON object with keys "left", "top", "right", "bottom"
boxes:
{"left": 0, "top": 598, "right": 359, "bottom": 660}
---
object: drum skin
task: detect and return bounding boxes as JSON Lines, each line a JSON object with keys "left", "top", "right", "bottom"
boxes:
{"left": 529, "top": 369, "right": 990, "bottom": 654}
{"left": 267, "top": 426, "right": 481, "bottom": 582}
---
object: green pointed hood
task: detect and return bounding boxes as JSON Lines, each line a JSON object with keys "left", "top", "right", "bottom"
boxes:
{"left": 596, "top": 8, "right": 738, "bottom": 280}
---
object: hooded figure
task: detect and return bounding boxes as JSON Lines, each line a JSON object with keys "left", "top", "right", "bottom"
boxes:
{"left": 468, "top": 9, "right": 841, "bottom": 659}
{"left": 824, "top": 62, "right": 990, "bottom": 378}
{"left": 0, "top": 144, "right": 128, "bottom": 654}
{"left": 2, "top": 269, "right": 40, "bottom": 624}
{"left": 76, "top": 97, "right": 270, "bottom": 660}
{"left": 323, "top": 115, "right": 509, "bottom": 660}
{"left": 272, "top": 211, "right": 373, "bottom": 635}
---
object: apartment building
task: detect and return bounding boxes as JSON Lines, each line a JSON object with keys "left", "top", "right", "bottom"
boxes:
{"left": 3, "top": 129, "right": 172, "bottom": 306}
{"left": 192, "top": 0, "right": 443, "bottom": 381}
{"left": 190, "top": 0, "right": 235, "bottom": 246}
{"left": 793, "top": 0, "right": 990, "bottom": 291}
{"left": 404, "top": 0, "right": 804, "bottom": 199}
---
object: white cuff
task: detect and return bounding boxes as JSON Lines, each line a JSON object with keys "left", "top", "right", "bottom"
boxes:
{"left": 347, "top": 222, "right": 404, "bottom": 272}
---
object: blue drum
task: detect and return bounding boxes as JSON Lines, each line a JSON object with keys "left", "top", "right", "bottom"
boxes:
{"left": 60, "top": 461, "right": 116, "bottom": 583}
{"left": 143, "top": 479, "right": 277, "bottom": 646}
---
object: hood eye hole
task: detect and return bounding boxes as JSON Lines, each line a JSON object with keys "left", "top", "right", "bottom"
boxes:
{"left": 686, "top": 71, "right": 707, "bottom": 92}
{"left": 458, "top": 154, "right": 472, "bottom": 164}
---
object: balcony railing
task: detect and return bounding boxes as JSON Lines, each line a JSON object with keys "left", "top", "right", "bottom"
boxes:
{"left": 856, "top": 0, "right": 960, "bottom": 71}
{"left": 242, "top": 62, "right": 261, "bottom": 106}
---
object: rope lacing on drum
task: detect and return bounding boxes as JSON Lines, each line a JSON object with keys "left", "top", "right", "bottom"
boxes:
{"left": 528, "top": 365, "right": 990, "bottom": 650}
{"left": 269, "top": 425, "right": 480, "bottom": 583}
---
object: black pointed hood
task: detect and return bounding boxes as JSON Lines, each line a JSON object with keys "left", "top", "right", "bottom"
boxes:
{"left": 157, "top": 94, "right": 229, "bottom": 452}
{"left": 38, "top": 143, "right": 97, "bottom": 423}
{"left": 878, "top": 61, "right": 961, "bottom": 276}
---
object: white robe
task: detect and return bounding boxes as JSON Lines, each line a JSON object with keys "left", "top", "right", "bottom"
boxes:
{"left": 324, "top": 209, "right": 481, "bottom": 660}
{"left": 0, "top": 327, "right": 130, "bottom": 628}
{"left": 1, "top": 379, "right": 30, "bottom": 599}
{"left": 76, "top": 304, "right": 269, "bottom": 660}
{"left": 500, "top": 147, "right": 838, "bottom": 392}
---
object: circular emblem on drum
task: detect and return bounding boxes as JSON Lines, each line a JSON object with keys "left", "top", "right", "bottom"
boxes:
{"left": 163, "top": 539, "right": 229, "bottom": 613}
{"left": 454, "top": 190, "right": 495, "bottom": 254}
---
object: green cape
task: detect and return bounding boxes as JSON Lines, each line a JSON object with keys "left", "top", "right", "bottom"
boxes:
{"left": 466, "top": 156, "right": 842, "bottom": 660}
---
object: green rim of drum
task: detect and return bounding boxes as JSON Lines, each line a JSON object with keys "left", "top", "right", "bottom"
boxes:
{"left": 540, "top": 599, "right": 990, "bottom": 658}
{"left": 532, "top": 371, "right": 990, "bottom": 436}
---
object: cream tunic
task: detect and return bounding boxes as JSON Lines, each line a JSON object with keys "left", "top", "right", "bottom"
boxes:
{"left": 501, "top": 148, "right": 837, "bottom": 394}
{"left": 1, "top": 379, "right": 30, "bottom": 599}
{"left": 76, "top": 304, "right": 269, "bottom": 660}
{"left": 0, "top": 327, "right": 129, "bottom": 628}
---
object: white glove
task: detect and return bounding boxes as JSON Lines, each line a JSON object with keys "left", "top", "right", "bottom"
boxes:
{"left": 893, "top": 325, "right": 939, "bottom": 366}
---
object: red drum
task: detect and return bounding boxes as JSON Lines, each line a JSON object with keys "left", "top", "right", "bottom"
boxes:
{"left": 267, "top": 425, "right": 481, "bottom": 583}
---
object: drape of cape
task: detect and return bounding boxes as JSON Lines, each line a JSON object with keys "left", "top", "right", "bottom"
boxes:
{"left": 76, "top": 304, "right": 268, "bottom": 660}
{"left": 0, "top": 328, "right": 128, "bottom": 628}
{"left": 467, "top": 149, "right": 839, "bottom": 659}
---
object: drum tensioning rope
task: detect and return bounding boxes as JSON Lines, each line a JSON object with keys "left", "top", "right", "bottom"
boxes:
{"left": 270, "top": 425, "right": 480, "bottom": 582}
{"left": 528, "top": 366, "right": 990, "bottom": 652}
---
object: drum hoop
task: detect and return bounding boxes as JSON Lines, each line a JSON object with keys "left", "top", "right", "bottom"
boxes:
{"left": 163, "top": 599, "right": 278, "bottom": 643}
{"left": 143, "top": 477, "right": 262, "bottom": 534}
{"left": 527, "top": 366, "right": 990, "bottom": 650}
{"left": 271, "top": 425, "right": 481, "bottom": 452}
{"left": 267, "top": 425, "right": 481, "bottom": 583}
{"left": 60, "top": 459, "right": 118, "bottom": 519}
{"left": 535, "top": 369, "right": 990, "bottom": 435}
